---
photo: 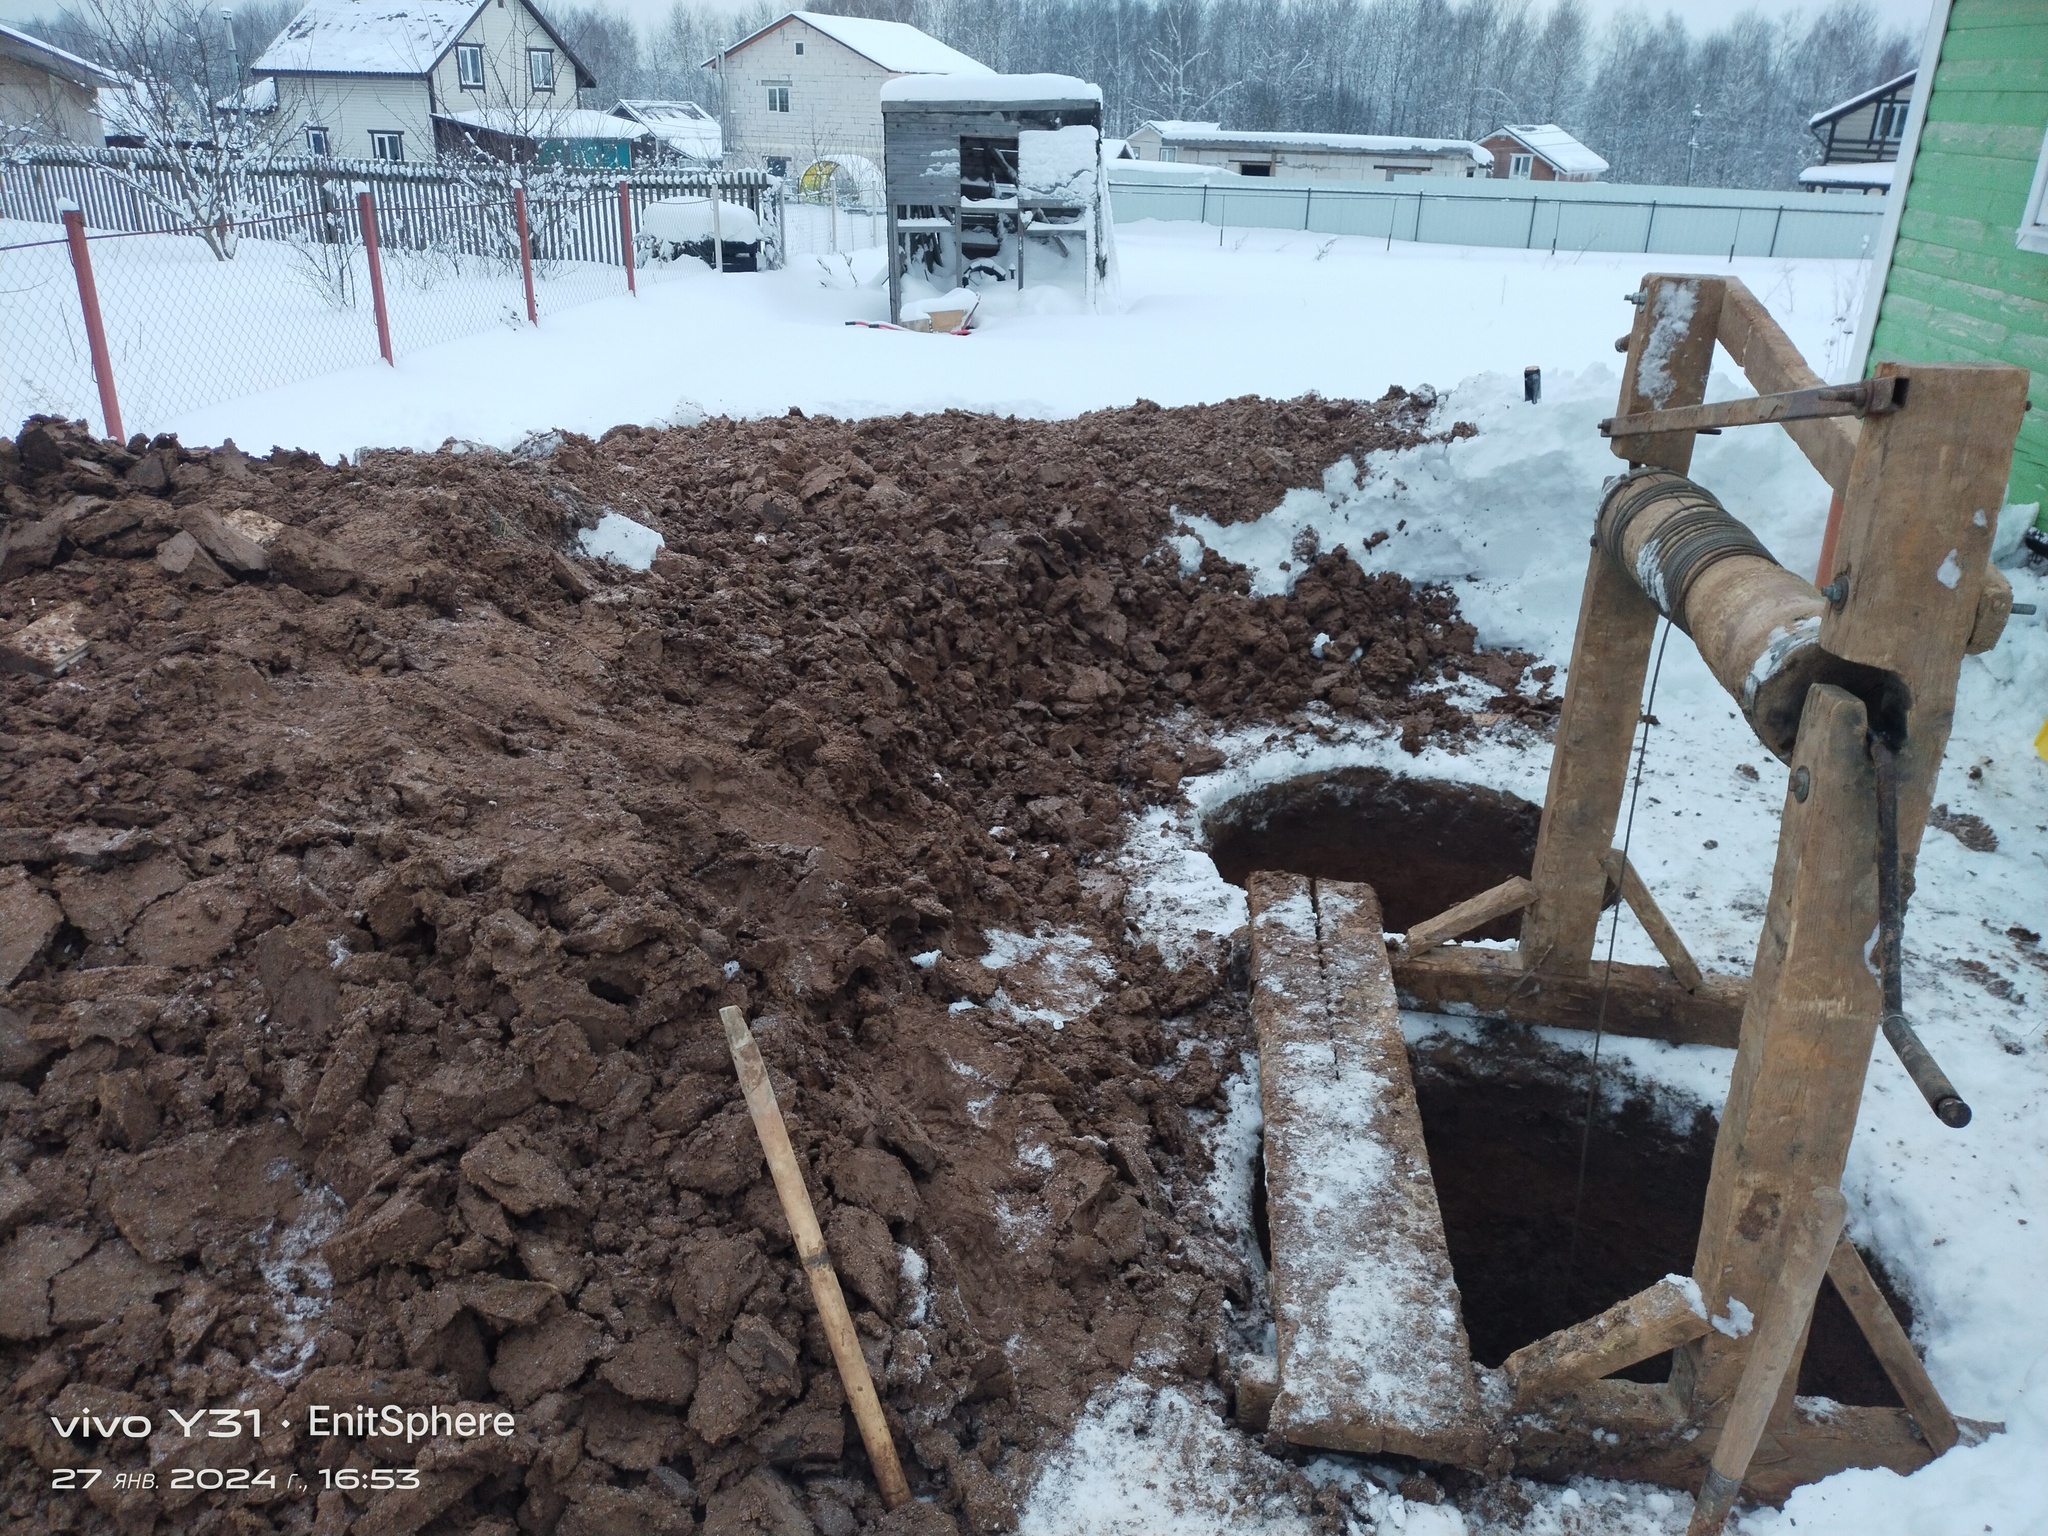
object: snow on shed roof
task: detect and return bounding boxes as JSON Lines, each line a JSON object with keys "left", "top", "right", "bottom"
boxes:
{"left": 0, "top": 21, "right": 119, "bottom": 88}
{"left": 881, "top": 73, "right": 1099, "bottom": 106}
{"left": 710, "top": 11, "right": 989, "bottom": 75}
{"left": 1488, "top": 123, "right": 1607, "bottom": 176}
{"left": 1136, "top": 122, "right": 1488, "bottom": 165}
{"left": 1809, "top": 70, "right": 1915, "bottom": 129}
{"left": 612, "top": 98, "right": 720, "bottom": 156}
{"left": 439, "top": 107, "right": 647, "bottom": 140}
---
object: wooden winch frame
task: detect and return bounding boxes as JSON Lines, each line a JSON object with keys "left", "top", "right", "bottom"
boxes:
{"left": 1388, "top": 273, "right": 2029, "bottom": 1502}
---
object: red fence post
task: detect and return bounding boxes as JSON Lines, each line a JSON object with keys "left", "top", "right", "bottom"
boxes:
{"left": 514, "top": 185, "right": 538, "bottom": 325}
{"left": 357, "top": 189, "right": 394, "bottom": 365}
{"left": 618, "top": 180, "right": 636, "bottom": 295}
{"left": 60, "top": 207, "right": 124, "bottom": 442}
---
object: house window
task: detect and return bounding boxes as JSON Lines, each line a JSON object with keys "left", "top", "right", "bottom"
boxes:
{"left": 767, "top": 85, "right": 790, "bottom": 112}
{"left": 304, "top": 124, "right": 330, "bottom": 155}
{"left": 1509, "top": 152, "right": 1534, "bottom": 179}
{"left": 1159, "top": 145, "right": 1178, "bottom": 162}
{"left": 1235, "top": 161, "right": 1271, "bottom": 176}
{"left": 2019, "top": 122, "right": 2048, "bottom": 255}
{"left": 795, "top": 40, "right": 803, "bottom": 54}
{"left": 1875, "top": 99, "right": 1907, "bottom": 142}
{"left": 456, "top": 43, "right": 484, "bottom": 89}
{"left": 370, "top": 130, "right": 404, "bottom": 161}
{"left": 766, "top": 156, "right": 789, "bottom": 176}
{"left": 528, "top": 49, "right": 555, "bottom": 91}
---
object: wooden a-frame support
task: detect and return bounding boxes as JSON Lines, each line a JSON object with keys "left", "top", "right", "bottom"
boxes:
{"left": 1382, "top": 273, "right": 2028, "bottom": 1502}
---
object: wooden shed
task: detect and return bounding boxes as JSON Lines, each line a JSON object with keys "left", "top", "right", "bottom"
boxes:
{"left": 878, "top": 73, "right": 1114, "bottom": 326}
{"left": 1850, "top": 1, "right": 2047, "bottom": 528}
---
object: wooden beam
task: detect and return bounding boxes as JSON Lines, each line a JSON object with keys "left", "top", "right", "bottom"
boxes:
{"left": 1401, "top": 875, "right": 1536, "bottom": 958}
{"left": 1715, "top": 280, "right": 1859, "bottom": 492}
{"left": 1250, "top": 873, "right": 1489, "bottom": 1467}
{"left": 1526, "top": 274, "right": 1719, "bottom": 977}
{"left": 1966, "top": 566, "right": 2014, "bottom": 656}
{"left": 1827, "top": 1238, "right": 1959, "bottom": 1455}
{"left": 1821, "top": 362, "right": 2032, "bottom": 873}
{"left": 1502, "top": 1275, "right": 1712, "bottom": 1408}
{"left": 1680, "top": 687, "right": 1882, "bottom": 1419}
{"left": 1687, "top": 1188, "right": 1848, "bottom": 1535}
{"left": 1599, "top": 376, "right": 1902, "bottom": 440}
{"left": 1600, "top": 849, "right": 1705, "bottom": 992}
{"left": 1392, "top": 946, "right": 1745, "bottom": 1049}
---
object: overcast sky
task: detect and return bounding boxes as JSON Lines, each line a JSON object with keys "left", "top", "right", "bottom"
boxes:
{"left": 1, "top": 0, "right": 1940, "bottom": 54}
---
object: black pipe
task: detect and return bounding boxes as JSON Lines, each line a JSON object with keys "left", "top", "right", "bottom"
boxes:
{"left": 1873, "top": 742, "right": 1971, "bottom": 1129}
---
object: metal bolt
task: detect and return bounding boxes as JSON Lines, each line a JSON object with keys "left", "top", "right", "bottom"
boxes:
{"left": 1792, "top": 767, "right": 1810, "bottom": 802}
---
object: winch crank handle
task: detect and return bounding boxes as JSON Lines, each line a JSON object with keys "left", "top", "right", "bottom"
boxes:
{"left": 1881, "top": 1011, "right": 1973, "bottom": 1128}
{"left": 1872, "top": 740, "right": 1972, "bottom": 1130}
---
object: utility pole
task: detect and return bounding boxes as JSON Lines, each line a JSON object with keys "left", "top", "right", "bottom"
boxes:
{"left": 1685, "top": 104, "right": 1702, "bottom": 186}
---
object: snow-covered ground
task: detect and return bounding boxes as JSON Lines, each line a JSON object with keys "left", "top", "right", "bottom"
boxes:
{"left": 10, "top": 216, "right": 2042, "bottom": 1532}
{"left": 118, "top": 219, "right": 1873, "bottom": 456}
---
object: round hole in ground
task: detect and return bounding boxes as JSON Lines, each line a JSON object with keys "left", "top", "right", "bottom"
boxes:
{"left": 1203, "top": 767, "right": 1542, "bottom": 935}
{"left": 1409, "top": 1031, "right": 1910, "bottom": 1406}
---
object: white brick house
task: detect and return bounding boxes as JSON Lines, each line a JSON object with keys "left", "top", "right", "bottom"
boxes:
{"left": 251, "top": 0, "right": 595, "bottom": 163}
{"left": 704, "top": 10, "right": 988, "bottom": 177}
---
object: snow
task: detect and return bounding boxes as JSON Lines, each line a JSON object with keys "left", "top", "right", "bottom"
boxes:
{"left": 0, "top": 20, "right": 117, "bottom": 86}
{"left": 574, "top": 510, "right": 662, "bottom": 569}
{"left": 1799, "top": 163, "right": 1896, "bottom": 191}
{"left": 252, "top": 0, "right": 483, "bottom": 77}
{"left": 438, "top": 107, "right": 648, "bottom": 141}
{"left": 978, "top": 927, "right": 1110, "bottom": 1029}
{"left": 1020, "top": 125, "right": 1101, "bottom": 204}
{"left": 881, "top": 72, "right": 1099, "bottom": 105}
{"left": 638, "top": 197, "right": 762, "bottom": 247}
{"left": 1808, "top": 72, "right": 1918, "bottom": 130}
{"left": 781, "top": 11, "right": 989, "bottom": 76}
{"left": 1492, "top": 123, "right": 1610, "bottom": 177}
{"left": 611, "top": 99, "right": 720, "bottom": 160}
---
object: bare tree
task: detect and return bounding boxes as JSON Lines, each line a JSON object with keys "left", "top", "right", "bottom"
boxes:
{"left": 63, "top": 0, "right": 298, "bottom": 257}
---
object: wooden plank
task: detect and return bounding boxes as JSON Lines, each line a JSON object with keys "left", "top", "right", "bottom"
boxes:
{"left": 1502, "top": 1275, "right": 1713, "bottom": 1408}
{"left": 1827, "top": 1239, "right": 1960, "bottom": 1455}
{"left": 1715, "top": 280, "right": 1859, "bottom": 493}
{"left": 1686, "top": 1189, "right": 1848, "bottom": 1535}
{"left": 1600, "top": 849, "right": 1705, "bottom": 993}
{"left": 1966, "top": 565, "right": 2014, "bottom": 655}
{"left": 1598, "top": 377, "right": 1900, "bottom": 440}
{"left": 1820, "top": 362, "right": 2031, "bottom": 872}
{"left": 1392, "top": 946, "right": 1746, "bottom": 1049}
{"left": 1679, "top": 687, "right": 1883, "bottom": 1419}
{"left": 1250, "top": 871, "right": 1488, "bottom": 1467}
{"left": 1525, "top": 274, "right": 1717, "bottom": 977}
{"left": 1401, "top": 875, "right": 1536, "bottom": 958}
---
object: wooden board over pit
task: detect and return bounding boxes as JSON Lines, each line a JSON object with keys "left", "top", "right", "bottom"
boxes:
{"left": 1249, "top": 870, "right": 1488, "bottom": 1467}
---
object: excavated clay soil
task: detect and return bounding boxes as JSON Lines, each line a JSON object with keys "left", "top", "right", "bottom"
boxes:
{"left": 0, "top": 396, "right": 1553, "bottom": 1536}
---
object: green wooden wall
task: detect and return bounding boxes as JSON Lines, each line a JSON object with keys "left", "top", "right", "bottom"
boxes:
{"left": 1868, "top": 0, "right": 2048, "bottom": 520}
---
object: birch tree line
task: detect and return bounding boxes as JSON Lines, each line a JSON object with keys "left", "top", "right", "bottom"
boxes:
{"left": 553, "top": 0, "right": 1916, "bottom": 190}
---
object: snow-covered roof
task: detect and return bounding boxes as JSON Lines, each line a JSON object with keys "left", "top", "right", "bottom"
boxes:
{"left": 218, "top": 77, "right": 279, "bottom": 112}
{"left": 880, "top": 73, "right": 1099, "bottom": 106}
{"left": 253, "top": 0, "right": 594, "bottom": 86}
{"left": 1135, "top": 122, "right": 1488, "bottom": 166}
{"left": 611, "top": 98, "right": 720, "bottom": 156}
{"left": 0, "top": 21, "right": 119, "bottom": 88}
{"left": 1486, "top": 123, "right": 1608, "bottom": 176}
{"left": 1798, "top": 161, "right": 1894, "bottom": 188}
{"left": 438, "top": 106, "right": 646, "bottom": 140}
{"left": 1809, "top": 70, "right": 1915, "bottom": 130}
{"left": 709, "top": 10, "right": 989, "bottom": 75}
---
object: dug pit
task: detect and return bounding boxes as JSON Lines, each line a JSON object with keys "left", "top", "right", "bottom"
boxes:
{"left": 1204, "top": 767, "right": 1542, "bottom": 935}
{"left": 1409, "top": 1031, "right": 1909, "bottom": 1406}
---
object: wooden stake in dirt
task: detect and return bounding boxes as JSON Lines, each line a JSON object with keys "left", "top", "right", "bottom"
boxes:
{"left": 1686, "top": 1187, "right": 1848, "bottom": 1536}
{"left": 721, "top": 1006, "right": 911, "bottom": 1509}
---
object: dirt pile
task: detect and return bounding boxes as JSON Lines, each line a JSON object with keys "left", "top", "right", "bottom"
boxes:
{"left": 0, "top": 395, "right": 1548, "bottom": 1536}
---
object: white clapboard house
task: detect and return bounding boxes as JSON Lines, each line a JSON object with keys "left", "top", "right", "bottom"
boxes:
{"left": 251, "top": 0, "right": 596, "bottom": 163}
{"left": 703, "top": 9, "right": 988, "bottom": 177}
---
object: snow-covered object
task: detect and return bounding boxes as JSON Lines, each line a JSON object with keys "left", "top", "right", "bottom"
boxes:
{"left": 638, "top": 197, "right": 762, "bottom": 247}
{"left": 611, "top": 98, "right": 719, "bottom": 161}
{"left": 1018, "top": 125, "right": 1099, "bottom": 205}
{"left": 1489, "top": 122, "right": 1609, "bottom": 177}
{"left": 900, "top": 287, "right": 978, "bottom": 328}
{"left": 1135, "top": 121, "right": 1490, "bottom": 166}
{"left": 575, "top": 512, "right": 662, "bottom": 569}
{"left": 881, "top": 72, "right": 1098, "bottom": 105}
{"left": 721, "top": 11, "right": 989, "bottom": 76}
{"left": 1799, "top": 162, "right": 1895, "bottom": 190}
{"left": 253, "top": 1, "right": 484, "bottom": 76}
